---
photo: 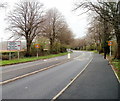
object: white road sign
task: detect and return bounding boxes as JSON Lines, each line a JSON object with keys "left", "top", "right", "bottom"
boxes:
{"left": 7, "top": 41, "right": 21, "bottom": 50}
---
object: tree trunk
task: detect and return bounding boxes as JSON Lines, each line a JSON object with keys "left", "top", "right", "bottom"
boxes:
{"left": 25, "top": 40, "right": 32, "bottom": 57}
{"left": 116, "top": 36, "right": 120, "bottom": 59}
{"left": 50, "top": 38, "right": 53, "bottom": 53}
{"left": 114, "top": 24, "right": 120, "bottom": 59}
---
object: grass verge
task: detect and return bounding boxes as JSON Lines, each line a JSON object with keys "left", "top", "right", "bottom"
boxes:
{"left": 111, "top": 59, "right": 120, "bottom": 80}
{"left": 90, "top": 50, "right": 98, "bottom": 53}
{"left": 1, "top": 52, "right": 69, "bottom": 66}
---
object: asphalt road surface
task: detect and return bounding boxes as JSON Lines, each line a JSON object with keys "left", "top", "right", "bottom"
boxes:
{"left": 2, "top": 51, "right": 119, "bottom": 100}
{"left": 58, "top": 53, "right": 119, "bottom": 100}
{"left": 1, "top": 51, "right": 83, "bottom": 81}
{"left": 2, "top": 51, "right": 93, "bottom": 99}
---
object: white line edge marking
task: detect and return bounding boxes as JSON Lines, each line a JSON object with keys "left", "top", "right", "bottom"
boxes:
{"left": 51, "top": 57, "right": 93, "bottom": 101}
{"left": 1, "top": 51, "right": 91, "bottom": 85}
{"left": 2, "top": 58, "right": 65, "bottom": 74}
{"left": 2, "top": 52, "right": 84, "bottom": 74}
{"left": 106, "top": 58, "right": 120, "bottom": 83}
{"left": 0, "top": 59, "right": 72, "bottom": 85}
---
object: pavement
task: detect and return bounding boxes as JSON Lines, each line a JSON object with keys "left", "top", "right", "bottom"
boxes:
{"left": 58, "top": 53, "right": 120, "bottom": 100}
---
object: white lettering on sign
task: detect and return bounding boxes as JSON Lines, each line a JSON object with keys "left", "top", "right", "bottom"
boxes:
{"left": 8, "top": 41, "right": 21, "bottom": 50}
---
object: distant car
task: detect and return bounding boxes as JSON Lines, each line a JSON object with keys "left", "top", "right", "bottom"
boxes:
{"left": 67, "top": 49, "right": 73, "bottom": 52}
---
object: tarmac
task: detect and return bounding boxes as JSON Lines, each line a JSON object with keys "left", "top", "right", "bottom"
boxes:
{"left": 58, "top": 53, "right": 120, "bottom": 100}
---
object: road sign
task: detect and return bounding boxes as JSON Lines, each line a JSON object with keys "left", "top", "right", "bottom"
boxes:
{"left": 35, "top": 44, "right": 40, "bottom": 48}
{"left": 7, "top": 41, "right": 21, "bottom": 50}
{"left": 108, "top": 41, "right": 112, "bottom": 46}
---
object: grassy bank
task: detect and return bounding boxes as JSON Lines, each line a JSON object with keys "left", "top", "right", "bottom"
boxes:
{"left": 1, "top": 52, "right": 69, "bottom": 66}
{"left": 90, "top": 50, "right": 98, "bottom": 53}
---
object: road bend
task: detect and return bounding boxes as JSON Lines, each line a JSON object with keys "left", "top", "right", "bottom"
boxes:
{"left": 1, "top": 51, "right": 83, "bottom": 82}
{"left": 2, "top": 51, "right": 93, "bottom": 99}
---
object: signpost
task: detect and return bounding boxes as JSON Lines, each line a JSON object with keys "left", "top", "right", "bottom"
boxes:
{"left": 7, "top": 41, "right": 21, "bottom": 59}
{"left": 108, "top": 41, "right": 112, "bottom": 57}
{"left": 8, "top": 41, "right": 21, "bottom": 50}
{"left": 35, "top": 44, "right": 40, "bottom": 58}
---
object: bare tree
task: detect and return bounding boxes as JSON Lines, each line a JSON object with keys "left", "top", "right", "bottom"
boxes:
{"left": 7, "top": 1, "right": 45, "bottom": 56}
{"left": 58, "top": 26, "right": 74, "bottom": 45}
{"left": 42, "top": 8, "right": 66, "bottom": 53}
{"left": 74, "top": 1, "right": 120, "bottom": 59}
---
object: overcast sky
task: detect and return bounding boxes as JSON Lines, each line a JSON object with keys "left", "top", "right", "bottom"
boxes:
{"left": 0, "top": 0, "right": 89, "bottom": 41}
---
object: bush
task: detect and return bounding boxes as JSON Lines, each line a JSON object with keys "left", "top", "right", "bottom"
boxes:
{"left": 1, "top": 51, "right": 26, "bottom": 60}
{"left": 60, "top": 44, "right": 68, "bottom": 53}
{"left": 2, "top": 55, "right": 9, "bottom": 60}
{"left": 86, "top": 45, "right": 95, "bottom": 51}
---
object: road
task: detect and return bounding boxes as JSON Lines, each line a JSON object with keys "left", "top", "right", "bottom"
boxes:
{"left": 1, "top": 51, "right": 85, "bottom": 81}
{"left": 2, "top": 51, "right": 93, "bottom": 99}
{"left": 58, "top": 53, "right": 119, "bottom": 100}
{"left": 2, "top": 51, "right": 119, "bottom": 100}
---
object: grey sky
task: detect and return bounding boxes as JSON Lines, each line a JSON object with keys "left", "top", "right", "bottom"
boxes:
{"left": 0, "top": 0, "right": 89, "bottom": 40}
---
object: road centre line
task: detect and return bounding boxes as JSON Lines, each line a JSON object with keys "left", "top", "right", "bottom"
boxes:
{"left": 74, "top": 52, "right": 92, "bottom": 61}
{"left": 0, "top": 52, "right": 88, "bottom": 85}
{"left": 0, "top": 59, "right": 72, "bottom": 85}
{"left": 1, "top": 58, "right": 65, "bottom": 74}
{"left": 74, "top": 53, "right": 85, "bottom": 60}
{"left": 2, "top": 53, "right": 84, "bottom": 74}
{"left": 51, "top": 57, "right": 93, "bottom": 101}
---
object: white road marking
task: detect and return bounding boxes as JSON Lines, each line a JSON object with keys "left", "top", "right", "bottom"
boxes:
{"left": 51, "top": 57, "right": 93, "bottom": 101}
{"left": 74, "top": 52, "right": 92, "bottom": 61}
{"left": 106, "top": 58, "right": 120, "bottom": 83}
{"left": 0, "top": 59, "right": 71, "bottom": 85}
{"left": 2, "top": 52, "right": 86, "bottom": 74}
{"left": 25, "top": 87, "right": 28, "bottom": 89}
{"left": 1, "top": 58, "right": 62, "bottom": 74}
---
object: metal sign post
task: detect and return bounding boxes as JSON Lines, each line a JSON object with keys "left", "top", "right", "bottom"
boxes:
{"left": 18, "top": 51, "right": 20, "bottom": 59}
{"left": 37, "top": 48, "right": 38, "bottom": 58}
{"left": 110, "top": 45, "right": 112, "bottom": 57}
{"left": 9, "top": 52, "right": 11, "bottom": 60}
{"left": 108, "top": 41, "right": 112, "bottom": 57}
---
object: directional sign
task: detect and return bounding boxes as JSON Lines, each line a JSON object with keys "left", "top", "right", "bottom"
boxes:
{"left": 35, "top": 44, "right": 40, "bottom": 48}
{"left": 7, "top": 41, "right": 21, "bottom": 50}
{"left": 108, "top": 41, "right": 112, "bottom": 46}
